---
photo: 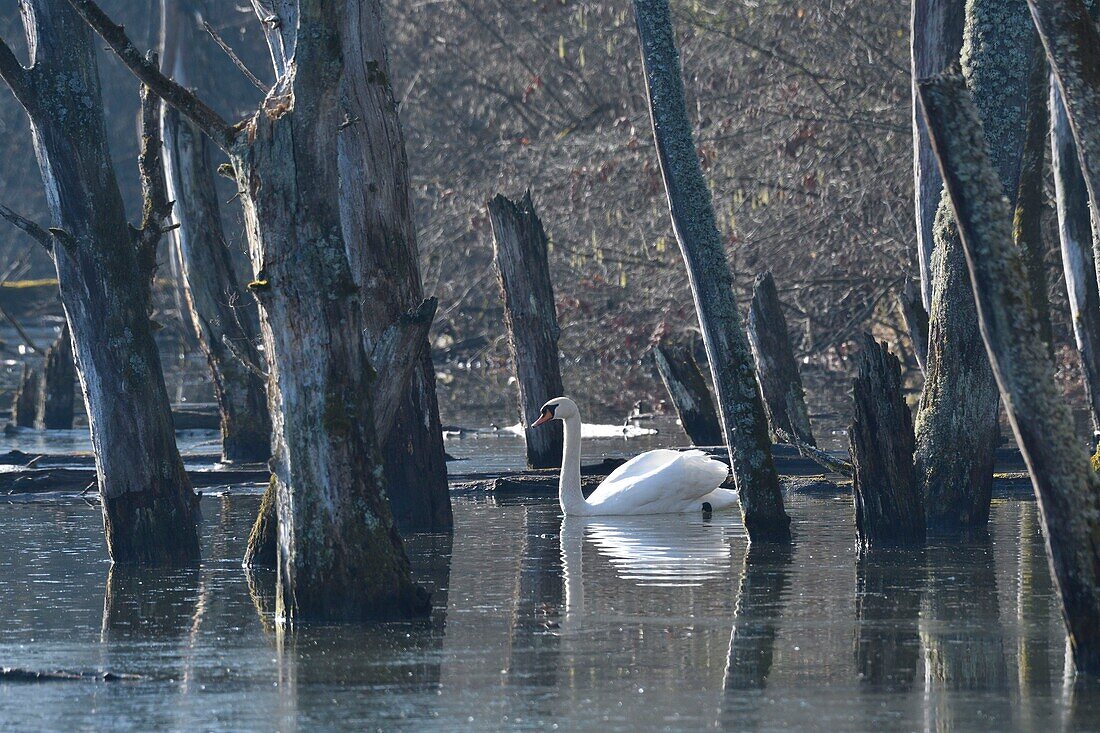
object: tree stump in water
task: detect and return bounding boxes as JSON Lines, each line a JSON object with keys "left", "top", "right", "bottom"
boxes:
{"left": 37, "top": 323, "right": 74, "bottom": 430}
{"left": 488, "top": 191, "right": 565, "bottom": 469}
{"left": 898, "top": 278, "right": 929, "bottom": 373}
{"left": 12, "top": 363, "right": 39, "bottom": 428}
{"left": 651, "top": 331, "right": 722, "bottom": 446}
{"left": 746, "top": 272, "right": 815, "bottom": 446}
{"left": 243, "top": 478, "right": 278, "bottom": 569}
{"left": 850, "top": 334, "right": 924, "bottom": 547}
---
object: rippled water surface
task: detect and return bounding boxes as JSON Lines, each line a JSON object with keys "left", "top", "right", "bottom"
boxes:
{"left": 3, "top": 430, "right": 1100, "bottom": 731}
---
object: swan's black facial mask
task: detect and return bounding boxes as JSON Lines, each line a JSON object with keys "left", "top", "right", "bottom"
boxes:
{"left": 532, "top": 404, "right": 556, "bottom": 427}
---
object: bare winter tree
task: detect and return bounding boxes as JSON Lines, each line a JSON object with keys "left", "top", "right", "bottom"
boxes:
{"left": 160, "top": 0, "right": 271, "bottom": 463}
{"left": 914, "top": 0, "right": 1034, "bottom": 531}
{"left": 631, "top": 0, "right": 790, "bottom": 542}
{"left": 66, "top": 0, "right": 435, "bottom": 621}
{"left": 0, "top": 0, "right": 200, "bottom": 564}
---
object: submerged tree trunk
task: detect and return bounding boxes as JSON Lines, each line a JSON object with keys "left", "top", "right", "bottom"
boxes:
{"left": 746, "top": 272, "right": 815, "bottom": 447}
{"left": 651, "top": 331, "right": 723, "bottom": 446}
{"left": 160, "top": 0, "right": 271, "bottom": 463}
{"left": 12, "top": 363, "right": 39, "bottom": 428}
{"left": 632, "top": 0, "right": 789, "bottom": 542}
{"left": 898, "top": 278, "right": 929, "bottom": 372}
{"left": 914, "top": 0, "right": 1033, "bottom": 532}
{"left": 912, "top": 0, "right": 966, "bottom": 311}
{"left": 919, "top": 69, "right": 1100, "bottom": 673}
{"left": 0, "top": 0, "right": 199, "bottom": 564}
{"left": 850, "top": 334, "right": 924, "bottom": 548}
{"left": 37, "top": 323, "right": 74, "bottom": 429}
{"left": 1052, "top": 83, "right": 1100, "bottom": 435}
{"left": 488, "top": 191, "right": 565, "bottom": 469}
{"left": 68, "top": 0, "right": 432, "bottom": 619}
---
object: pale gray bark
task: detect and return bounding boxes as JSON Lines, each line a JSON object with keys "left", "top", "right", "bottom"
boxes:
{"left": 0, "top": 0, "right": 200, "bottom": 564}
{"left": 488, "top": 191, "right": 565, "bottom": 469}
{"left": 912, "top": 0, "right": 965, "bottom": 311}
{"left": 898, "top": 278, "right": 929, "bottom": 372}
{"left": 37, "top": 323, "right": 74, "bottom": 429}
{"left": 632, "top": 0, "right": 789, "bottom": 542}
{"left": 651, "top": 332, "right": 723, "bottom": 447}
{"left": 914, "top": 0, "right": 1033, "bottom": 531}
{"left": 919, "top": 69, "right": 1100, "bottom": 673}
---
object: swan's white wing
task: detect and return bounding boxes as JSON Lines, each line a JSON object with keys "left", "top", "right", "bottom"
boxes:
{"left": 587, "top": 449, "right": 729, "bottom": 514}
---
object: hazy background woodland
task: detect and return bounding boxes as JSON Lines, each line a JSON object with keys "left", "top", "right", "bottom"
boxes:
{"left": 0, "top": 0, "right": 1077, "bottom": 423}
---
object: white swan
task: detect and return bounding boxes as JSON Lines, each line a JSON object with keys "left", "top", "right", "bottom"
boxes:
{"left": 531, "top": 397, "right": 738, "bottom": 516}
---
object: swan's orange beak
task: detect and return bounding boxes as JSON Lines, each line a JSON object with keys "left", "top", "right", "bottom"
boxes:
{"left": 531, "top": 409, "right": 553, "bottom": 427}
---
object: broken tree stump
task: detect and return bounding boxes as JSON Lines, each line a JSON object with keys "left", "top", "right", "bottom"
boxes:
{"left": 37, "top": 324, "right": 74, "bottom": 430}
{"left": 488, "top": 190, "right": 565, "bottom": 469}
{"left": 12, "top": 363, "right": 39, "bottom": 428}
{"left": 850, "top": 334, "right": 924, "bottom": 547}
{"left": 898, "top": 278, "right": 929, "bottom": 373}
{"left": 651, "top": 330, "right": 722, "bottom": 446}
{"left": 746, "top": 272, "right": 816, "bottom": 446}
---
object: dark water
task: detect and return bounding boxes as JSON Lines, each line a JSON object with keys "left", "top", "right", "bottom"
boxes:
{"left": 3, "top": 466, "right": 1100, "bottom": 730}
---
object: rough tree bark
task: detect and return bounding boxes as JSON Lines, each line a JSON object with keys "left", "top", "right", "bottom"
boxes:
{"left": 746, "top": 271, "right": 815, "bottom": 447}
{"left": 160, "top": 0, "right": 271, "bottom": 463}
{"left": 37, "top": 323, "right": 74, "bottom": 429}
{"left": 919, "top": 69, "right": 1100, "bottom": 673}
{"left": 488, "top": 191, "right": 565, "bottom": 469}
{"left": 1052, "top": 83, "right": 1100, "bottom": 434}
{"left": 632, "top": 0, "right": 789, "bottom": 542}
{"left": 12, "top": 363, "right": 39, "bottom": 428}
{"left": 651, "top": 331, "right": 723, "bottom": 446}
{"left": 898, "top": 278, "right": 929, "bottom": 372}
{"left": 67, "top": 0, "right": 431, "bottom": 620}
{"left": 912, "top": 0, "right": 965, "bottom": 311}
{"left": 0, "top": 0, "right": 200, "bottom": 564}
{"left": 914, "top": 0, "right": 1033, "bottom": 532}
{"left": 850, "top": 334, "right": 924, "bottom": 548}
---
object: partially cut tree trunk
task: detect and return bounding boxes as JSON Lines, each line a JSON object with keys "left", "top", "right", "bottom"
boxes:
{"left": 850, "top": 334, "right": 924, "bottom": 548}
{"left": 914, "top": 0, "right": 1033, "bottom": 532}
{"left": 898, "top": 278, "right": 929, "bottom": 373}
{"left": 746, "top": 272, "right": 815, "bottom": 447}
{"left": 12, "top": 363, "right": 39, "bottom": 428}
{"left": 651, "top": 331, "right": 723, "bottom": 447}
{"left": 37, "top": 323, "right": 74, "bottom": 430}
{"left": 160, "top": 0, "right": 271, "bottom": 463}
{"left": 488, "top": 191, "right": 565, "bottom": 469}
{"left": 67, "top": 0, "right": 430, "bottom": 618}
{"left": 919, "top": 69, "right": 1100, "bottom": 673}
{"left": 632, "top": 0, "right": 789, "bottom": 542}
{"left": 1052, "top": 82, "right": 1100, "bottom": 435}
{"left": 911, "top": 0, "right": 965, "bottom": 311}
{"left": 0, "top": 0, "right": 200, "bottom": 564}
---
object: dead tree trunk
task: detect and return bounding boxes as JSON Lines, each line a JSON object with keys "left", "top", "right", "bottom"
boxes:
{"left": 914, "top": 0, "right": 1033, "bottom": 532}
{"left": 488, "top": 191, "right": 565, "bottom": 469}
{"left": 160, "top": 0, "right": 271, "bottom": 463}
{"left": 919, "top": 70, "right": 1100, "bottom": 673}
{"left": 912, "top": 0, "right": 965, "bottom": 311}
{"left": 69, "top": 0, "right": 431, "bottom": 619}
{"left": 12, "top": 363, "right": 39, "bottom": 428}
{"left": 746, "top": 272, "right": 815, "bottom": 447}
{"left": 632, "top": 0, "right": 790, "bottom": 542}
{"left": 331, "top": 0, "right": 451, "bottom": 532}
{"left": 0, "top": 0, "right": 199, "bottom": 564}
{"left": 1052, "top": 83, "right": 1100, "bottom": 435}
{"left": 898, "top": 278, "right": 929, "bottom": 372}
{"left": 651, "top": 331, "right": 723, "bottom": 446}
{"left": 850, "top": 334, "right": 924, "bottom": 548}
{"left": 37, "top": 323, "right": 74, "bottom": 429}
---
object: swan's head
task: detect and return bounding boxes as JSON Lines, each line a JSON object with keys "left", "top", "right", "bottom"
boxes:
{"left": 531, "top": 396, "right": 578, "bottom": 426}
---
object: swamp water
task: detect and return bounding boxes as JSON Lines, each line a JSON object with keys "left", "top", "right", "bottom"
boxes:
{"left": 2, "top": 427, "right": 1100, "bottom": 731}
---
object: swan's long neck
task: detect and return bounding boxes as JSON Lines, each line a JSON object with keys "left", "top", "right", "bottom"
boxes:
{"left": 559, "top": 414, "right": 586, "bottom": 515}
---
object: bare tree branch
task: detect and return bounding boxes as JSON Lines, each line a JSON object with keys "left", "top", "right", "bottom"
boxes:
{"left": 0, "top": 203, "right": 53, "bottom": 254}
{"left": 0, "top": 35, "right": 32, "bottom": 104}
{"left": 0, "top": 300, "right": 44, "bottom": 355}
{"left": 202, "top": 20, "right": 269, "bottom": 93}
{"left": 64, "top": 0, "right": 237, "bottom": 151}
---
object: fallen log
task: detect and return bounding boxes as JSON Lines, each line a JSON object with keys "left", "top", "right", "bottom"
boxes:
{"left": 1, "top": 465, "right": 269, "bottom": 494}
{"left": 0, "top": 667, "right": 144, "bottom": 683}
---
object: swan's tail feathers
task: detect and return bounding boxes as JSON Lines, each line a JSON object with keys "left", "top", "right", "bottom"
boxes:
{"left": 699, "top": 488, "right": 739, "bottom": 512}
